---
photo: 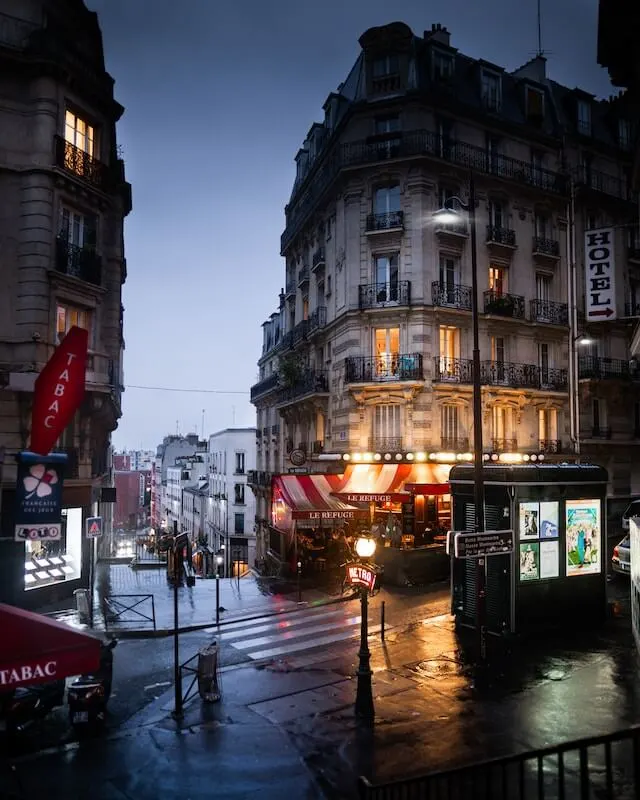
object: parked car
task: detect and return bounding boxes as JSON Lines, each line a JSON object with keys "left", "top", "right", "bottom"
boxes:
{"left": 622, "top": 500, "right": 640, "bottom": 531}
{"left": 612, "top": 535, "right": 631, "bottom": 576}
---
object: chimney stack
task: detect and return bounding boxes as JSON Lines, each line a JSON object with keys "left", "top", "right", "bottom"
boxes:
{"left": 424, "top": 23, "right": 450, "bottom": 48}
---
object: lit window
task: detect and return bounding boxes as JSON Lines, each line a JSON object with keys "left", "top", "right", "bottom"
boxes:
{"left": 65, "top": 109, "right": 94, "bottom": 157}
{"left": 56, "top": 302, "right": 91, "bottom": 342}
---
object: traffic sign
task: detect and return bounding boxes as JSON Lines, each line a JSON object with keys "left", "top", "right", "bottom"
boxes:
{"left": 86, "top": 516, "right": 103, "bottom": 538}
{"left": 454, "top": 530, "right": 513, "bottom": 559}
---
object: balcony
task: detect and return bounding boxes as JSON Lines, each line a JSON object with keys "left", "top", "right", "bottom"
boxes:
{"left": 539, "top": 439, "right": 562, "bottom": 454}
{"left": 441, "top": 437, "right": 470, "bottom": 451}
{"left": 624, "top": 302, "right": 640, "bottom": 317}
{"left": 297, "top": 266, "right": 309, "bottom": 288}
{"left": 486, "top": 225, "right": 516, "bottom": 251}
{"left": 281, "top": 129, "right": 568, "bottom": 253}
{"left": 247, "top": 470, "right": 271, "bottom": 488}
{"left": 54, "top": 237, "right": 102, "bottom": 286}
{"left": 532, "top": 237, "right": 560, "bottom": 260}
{"left": 491, "top": 438, "right": 518, "bottom": 452}
{"left": 484, "top": 291, "right": 525, "bottom": 319}
{"left": 431, "top": 282, "right": 472, "bottom": 311}
{"left": 345, "top": 353, "right": 423, "bottom": 383}
{"left": 481, "top": 361, "right": 540, "bottom": 389}
{"left": 277, "top": 370, "right": 329, "bottom": 405}
{"left": 307, "top": 306, "right": 327, "bottom": 334}
{"left": 285, "top": 279, "right": 296, "bottom": 298}
{"left": 279, "top": 330, "right": 295, "bottom": 351}
{"left": 250, "top": 372, "right": 280, "bottom": 403}
{"left": 576, "top": 166, "right": 633, "bottom": 202}
{"left": 359, "top": 281, "right": 411, "bottom": 309}
{"left": 529, "top": 299, "right": 569, "bottom": 326}
{"left": 365, "top": 211, "right": 404, "bottom": 234}
{"left": 579, "top": 356, "right": 639, "bottom": 381}
{"left": 434, "top": 220, "right": 468, "bottom": 240}
{"left": 433, "top": 357, "right": 474, "bottom": 383}
{"left": 292, "top": 319, "right": 309, "bottom": 345}
{"left": 368, "top": 437, "right": 403, "bottom": 452}
{"left": 54, "top": 136, "right": 108, "bottom": 190}
{"left": 311, "top": 247, "right": 326, "bottom": 272}
{"left": 538, "top": 368, "right": 568, "bottom": 390}
{"left": 371, "top": 73, "right": 401, "bottom": 94}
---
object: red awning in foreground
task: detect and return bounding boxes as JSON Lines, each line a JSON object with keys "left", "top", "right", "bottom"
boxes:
{"left": 0, "top": 603, "right": 101, "bottom": 689}
{"left": 273, "top": 474, "right": 369, "bottom": 521}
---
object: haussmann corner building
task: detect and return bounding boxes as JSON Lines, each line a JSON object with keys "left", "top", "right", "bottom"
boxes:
{"left": 0, "top": 0, "right": 131, "bottom": 609}
{"left": 249, "top": 21, "right": 640, "bottom": 582}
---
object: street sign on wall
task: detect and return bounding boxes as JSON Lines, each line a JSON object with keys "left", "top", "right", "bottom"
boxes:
{"left": 85, "top": 516, "right": 103, "bottom": 538}
{"left": 454, "top": 530, "right": 514, "bottom": 559}
{"left": 584, "top": 228, "right": 616, "bottom": 322}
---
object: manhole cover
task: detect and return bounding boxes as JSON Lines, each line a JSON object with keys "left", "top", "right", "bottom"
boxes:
{"left": 411, "top": 659, "right": 458, "bottom": 679}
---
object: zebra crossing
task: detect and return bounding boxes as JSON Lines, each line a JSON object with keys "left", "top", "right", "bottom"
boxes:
{"left": 205, "top": 604, "right": 383, "bottom": 666}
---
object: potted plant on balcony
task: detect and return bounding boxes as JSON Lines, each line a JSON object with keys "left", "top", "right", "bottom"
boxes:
{"left": 486, "top": 294, "right": 515, "bottom": 316}
{"left": 278, "top": 352, "right": 305, "bottom": 388}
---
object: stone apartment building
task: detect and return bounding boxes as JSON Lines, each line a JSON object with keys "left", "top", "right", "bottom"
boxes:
{"left": 0, "top": 0, "right": 131, "bottom": 608}
{"left": 250, "top": 21, "right": 640, "bottom": 564}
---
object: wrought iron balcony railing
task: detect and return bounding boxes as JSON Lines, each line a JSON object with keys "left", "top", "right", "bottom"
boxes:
{"left": 365, "top": 211, "right": 404, "bottom": 232}
{"left": 307, "top": 306, "right": 327, "bottom": 334}
{"left": 538, "top": 368, "right": 568, "bottom": 390}
{"left": 486, "top": 225, "right": 516, "bottom": 247}
{"left": 440, "top": 437, "right": 470, "bottom": 451}
{"left": 484, "top": 291, "right": 525, "bottom": 319}
{"left": 579, "top": 356, "right": 639, "bottom": 381}
{"left": 529, "top": 299, "right": 569, "bottom": 325}
{"left": 285, "top": 279, "right": 296, "bottom": 296}
{"left": 358, "top": 281, "right": 411, "bottom": 309}
{"left": 250, "top": 372, "right": 280, "bottom": 402}
{"left": 297, "top": 266, "right": 309, "bottom": 286}
{"left": 368, "top": 437, "right": 404, "bottom": 452}
{"left": 55, "top": 237, "right": 102, "bottom": 286}
{"left": 277, "top": 370, "right": 329, "bottom": 404}
{"left": 292, "top": 319, "right": 309, "bottom": 344}
{"left": 576, "top": 166, "right": 633, "bottom": 202}
{"left": 491, "top": 438, "right": 518, "bottom": 452}
{"left": 433, "top": 357, "right": 474, "bottom": 383}
{"left": 481, "top": 361, "right": 540, "bottom": 389}
{"left": 532, "top": 237, "right": 560, "bottom": 258}
{"left": 54, "top": 136, "right": 107, "bottom": 190}
{"left": 345, "top": 353, "right": 423, "bottom": 383}
{"left": 539, "top": 439, "right": 562, "bottom": 454}
{"left": 312, "top": 247, "right": 326, "bottom": 270}
{"left": 431, "top": 282, "right": 472, "bottom": 310}
{"left": 282, "top": 129, "right": 569, "bottom": 252}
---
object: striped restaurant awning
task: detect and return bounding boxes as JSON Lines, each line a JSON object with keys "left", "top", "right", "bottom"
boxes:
{"left": 332, "top": 463, "right": 452, "bottom": 501}
{"left": 272, "top": 474, "right": 369, "bottom": 521}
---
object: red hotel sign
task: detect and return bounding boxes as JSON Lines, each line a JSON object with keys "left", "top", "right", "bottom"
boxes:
{"left": 345, "top": 563, "right": 377, "bottom": 593}
{"left": 30, "top": 326, "right": 89, "bottom": 456}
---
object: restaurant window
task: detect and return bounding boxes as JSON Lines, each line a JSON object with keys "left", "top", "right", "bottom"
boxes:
{"left": 373, "top": 404, "right": 401, "bottom": 449}
{"left": 56, "top": 301, "right": 91, "bottom": 344}
{"left": 375, "top": 327, "right": 400, "bottom": 378}
{"left": 25, "top": 507, "right": 82, "bottom": 590}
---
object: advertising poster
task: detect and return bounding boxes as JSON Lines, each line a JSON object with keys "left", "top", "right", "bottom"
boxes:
{"left": 520, "top": 542, "right": 540, "bottom": 581}
{"left": 540, "top": 540, "right": 560, "bottom": 579}
{"left": 539, "top": 501, "right": 559, "bottom": 539}
{"left": 519, "top": 502, "right": 539, "bottom": 540}
{"left": 14, "top": 451, "right": 67, "bottom": 542}
{"left": 566, "top": 499, "right": 601, "bottom": 576}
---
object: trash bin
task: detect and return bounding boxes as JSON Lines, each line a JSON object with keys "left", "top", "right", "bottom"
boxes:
{"left": 197, "top": 642, "right": 220, "bottom": 703}
{"left": 74, "top": 589, "right": 90, "bottom": 622}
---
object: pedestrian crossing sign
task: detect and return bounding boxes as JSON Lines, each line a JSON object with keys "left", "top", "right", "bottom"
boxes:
{"left": 86, "top": 516, "right": 103, "bottom": 538}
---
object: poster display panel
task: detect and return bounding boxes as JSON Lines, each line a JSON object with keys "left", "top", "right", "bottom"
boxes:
{"left": 566, "top": 499, "right": 601, "bottom": 576}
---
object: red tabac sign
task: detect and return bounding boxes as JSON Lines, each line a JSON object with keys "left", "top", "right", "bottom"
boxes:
{"left": 30, "top": 326, "right": 89, "bottom": 456}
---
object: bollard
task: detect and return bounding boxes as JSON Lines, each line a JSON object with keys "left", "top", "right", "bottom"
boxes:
{"left": 381, "top": 600, "right": 385, "bottom": 641}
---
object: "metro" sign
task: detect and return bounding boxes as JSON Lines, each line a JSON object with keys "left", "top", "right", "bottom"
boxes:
{"left": 585, "top": 228, "right": 617, "bottom": 322}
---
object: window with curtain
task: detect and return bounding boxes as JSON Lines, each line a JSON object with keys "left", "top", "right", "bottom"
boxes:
{"left": 372, "top": 404, "right": 402, "bottom": 450}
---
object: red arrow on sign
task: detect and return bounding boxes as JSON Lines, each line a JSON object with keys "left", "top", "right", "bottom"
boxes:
{"left": 589, "top": 308, "right": 614, "bottom": 317}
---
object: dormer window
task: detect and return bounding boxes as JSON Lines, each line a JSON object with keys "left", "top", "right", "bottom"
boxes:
{"left": 525, "top": 86, "right": 544, "bottom": 121}
{"left": 481, "top": 70, "right": 501, "bottom": 111}
{"left": 577, "top": 99, "right": 591, "bottom": 136}
{"left": 433, "top": 50, "right": 453, "bottom": 81}
{"left": 619, "top": 119, "right": 632, "bottom": 150}
{"left": 373, "top": 54, "right": 399, "bottom": 77}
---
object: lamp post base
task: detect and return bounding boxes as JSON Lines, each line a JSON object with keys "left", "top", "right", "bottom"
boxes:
{"left": 355, "top": 588, "right": 374, "bottom": 723}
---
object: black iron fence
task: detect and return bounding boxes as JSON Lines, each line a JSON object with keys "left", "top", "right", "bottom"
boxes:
{"left": 359, "top": 281, "right": 411, "bottom": 308}
{"left": 366, "top": 211, "right": 404, "bottom": 232}
{"left": 532, "top": 236, "right": 560, "bottom": 257}
{"left": 484, "top": 290, "right": 526, "bottom": 319}
{"left": 530, "top": 299, "right": 569, "bottom": 325}
{"left": 277, "top": 370, "right": 329, "bottom": 403}
{"left": 345, "top": 353, "right": 423, "bottom": 383}
{"left": 431, "top": 281, "right": 472, "bottom": 310}
{"left": 102, "top": 593, "right": 157, "bottom": 631}
{"left": 54, "top": 236, "right": 102, "bottom": 286}
{"left": 358, "top": 723, "right": 640, "bottom": 800}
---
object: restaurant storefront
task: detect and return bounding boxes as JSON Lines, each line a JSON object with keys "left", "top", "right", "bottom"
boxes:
{"left": 269, "top": 463, "right": 455, "bottom": 585}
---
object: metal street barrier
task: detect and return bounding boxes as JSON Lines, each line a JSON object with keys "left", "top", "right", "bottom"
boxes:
{"left": 358, "top": 724, "right": 640, "bottom": 799}
{"left": 102, "top": 593, "right": 156, "bottom": 630}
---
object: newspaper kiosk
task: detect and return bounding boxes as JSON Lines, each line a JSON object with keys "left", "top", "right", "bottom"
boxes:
{"left": 448, "top": 463, "right": 609, "bottom": 635}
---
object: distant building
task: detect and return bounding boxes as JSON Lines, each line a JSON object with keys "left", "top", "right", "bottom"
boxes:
{"left": 113, "top": 453, "right": 131, "bottom": 471}
{"left": 207, "top": 428, "right": 257, "bottom": 575}
{"left": 182, "top": 478, "right": 209, "bottom": 543}
{"left": 150, "top": 434, "right": 206, "bottom": 531}
{"left": 166, "top": 454, "right": 207, "bottom": 532}
{"left": 114, "top": 471, "right": 147, "bottom": 531}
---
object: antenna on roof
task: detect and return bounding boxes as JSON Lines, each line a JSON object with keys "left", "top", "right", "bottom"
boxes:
{"left": 536, "top": 0, "right": 543, "bottom": 56}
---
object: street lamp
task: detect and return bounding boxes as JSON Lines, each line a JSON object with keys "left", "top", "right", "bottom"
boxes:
{"left": 354, "top": 534, "right": 376, "bottom": 723}
{"left": 434, "top": 173, "right": 487, "bottom": 673}
{"left": 215, "top": 552, "right": 224, "bottom": 625}
{"left": 569, "top": 332, "right": 596, "bottom": 459}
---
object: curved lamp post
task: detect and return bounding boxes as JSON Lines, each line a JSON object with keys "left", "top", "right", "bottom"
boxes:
{"left": 354, "top": 534, "right": 376, "bottom": 723}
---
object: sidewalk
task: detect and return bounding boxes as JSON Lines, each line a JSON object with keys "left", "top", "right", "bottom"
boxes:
{"left": 42, "top": 563, "right": 347, "bottom": 637}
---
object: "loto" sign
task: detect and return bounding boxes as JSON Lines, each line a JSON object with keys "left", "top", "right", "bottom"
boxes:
{"left": 30, "top": 326, "right": 89, "bottom": 456}
{"left": 585, "top": 228, "right": 617, "bottom": 322}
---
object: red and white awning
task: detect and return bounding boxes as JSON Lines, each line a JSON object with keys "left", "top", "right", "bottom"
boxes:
{"left": 332, "top": 463, "right": 452, "bottom": 501}
{"left": 272, "top": 474, "right": 369, "bottom": 520}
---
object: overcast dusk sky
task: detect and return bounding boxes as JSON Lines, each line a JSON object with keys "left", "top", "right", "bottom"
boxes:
{"left": 85, "top": 0, "right": 615, "bottom": 451}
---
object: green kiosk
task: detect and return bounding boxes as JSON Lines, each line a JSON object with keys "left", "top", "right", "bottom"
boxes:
{"left": 448, "top": 463, "right": 609, "bottom": 636}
